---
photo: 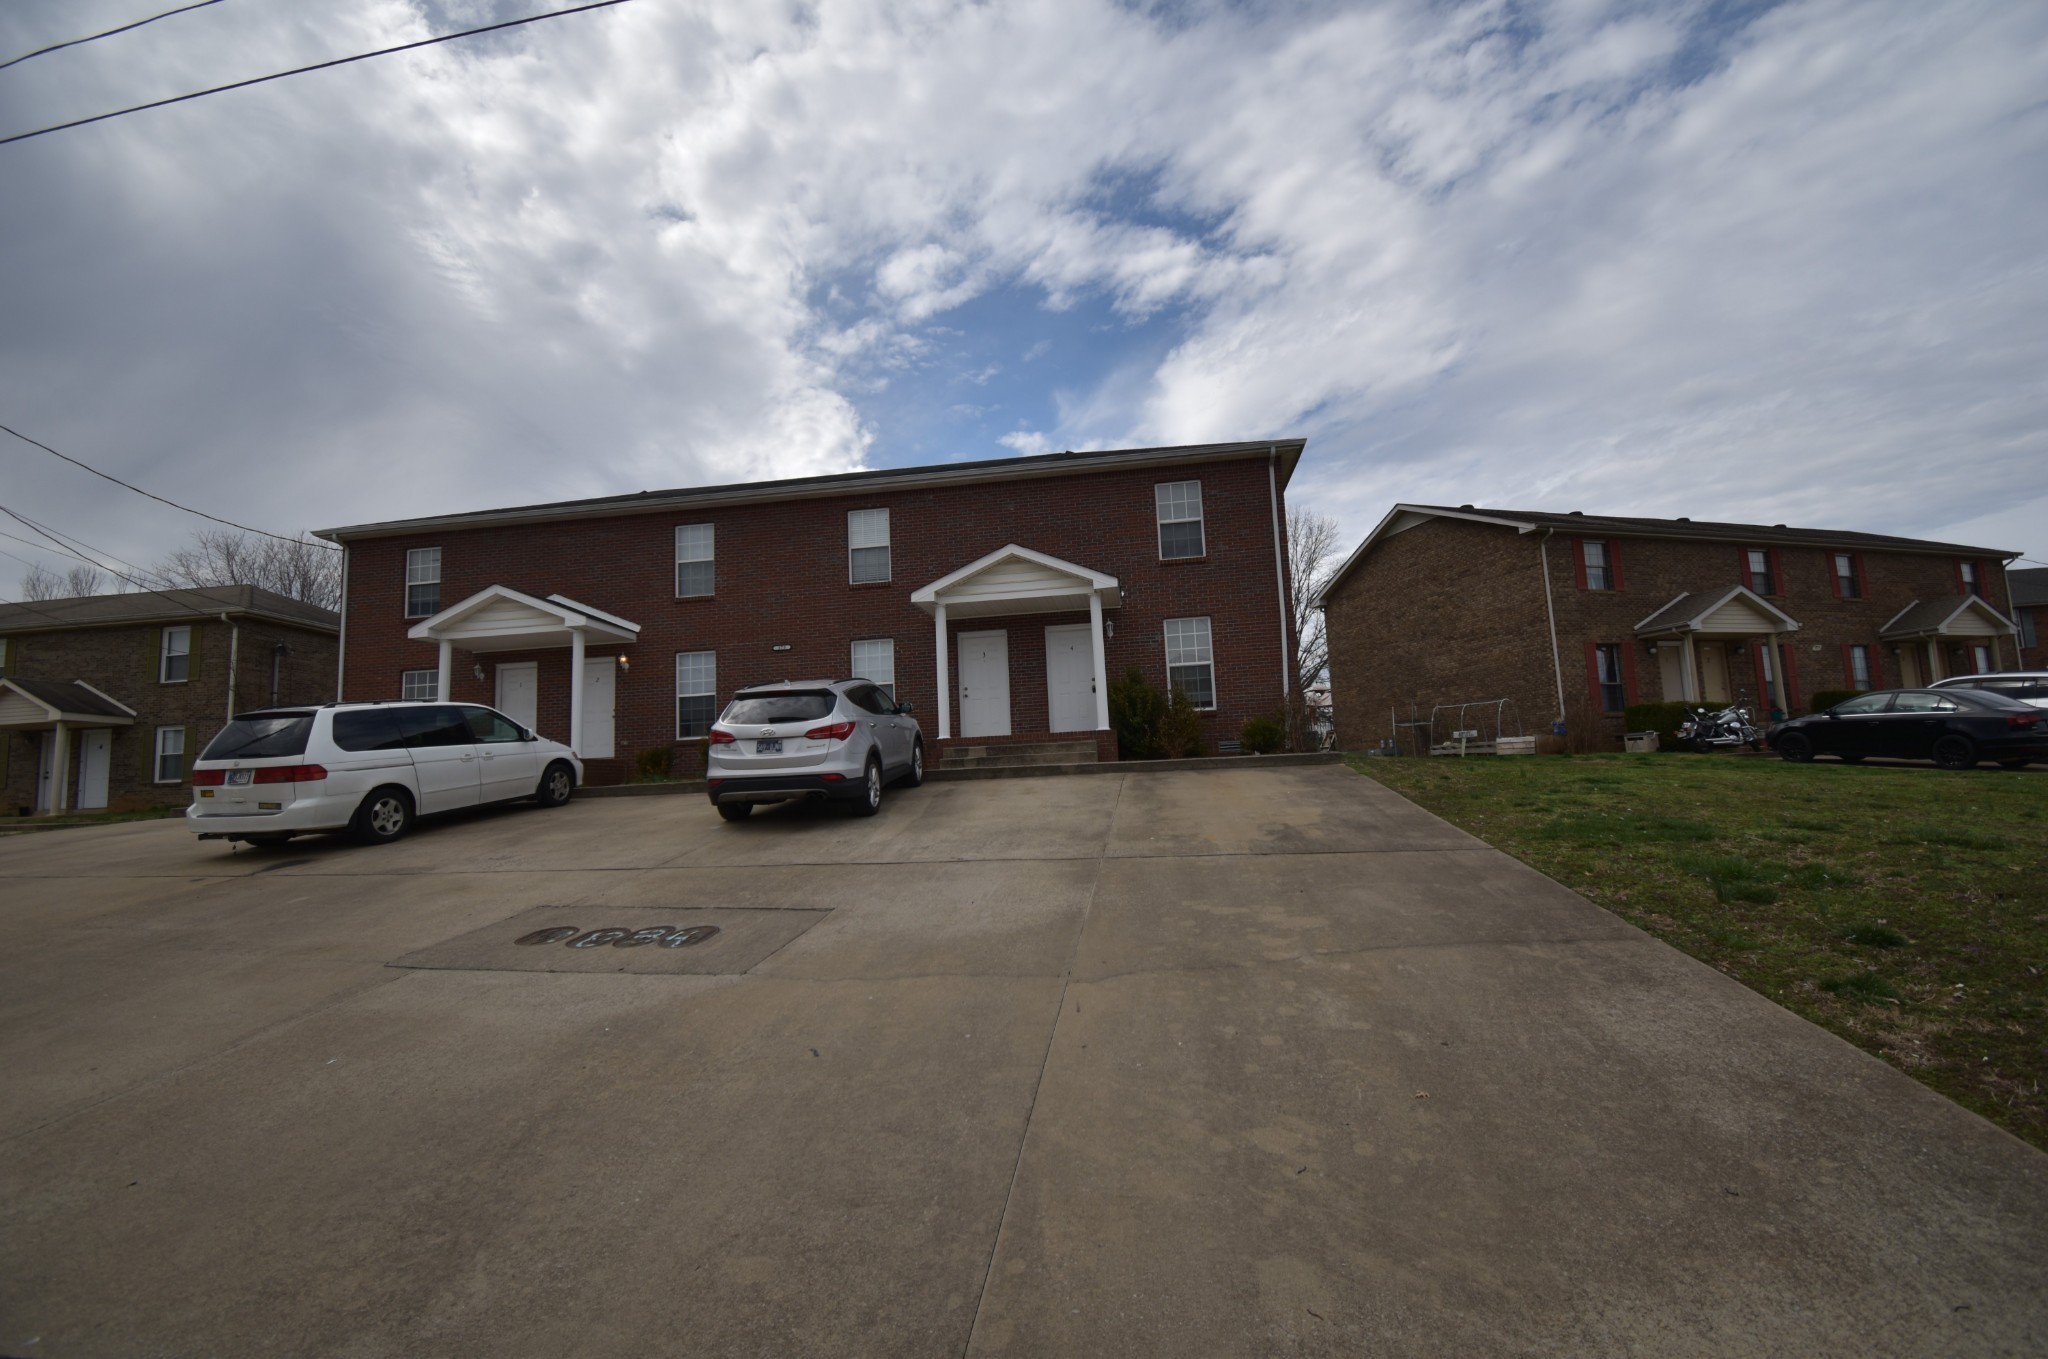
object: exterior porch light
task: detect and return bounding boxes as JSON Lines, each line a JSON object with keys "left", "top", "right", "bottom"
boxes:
{"left": 472, "top": 663, "right": 486, "bottom": 682}
{"left": 616, "top": 655, "right": 630, "bottom": 673}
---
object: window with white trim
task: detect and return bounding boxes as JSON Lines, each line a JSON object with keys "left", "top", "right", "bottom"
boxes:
{"left": 1593, "top": 644, "right": 1626, "bottom": 712}
{"left": 1581, "top": 541, "right": 1613, "bottom": 591}
{"left": 401, "top": 669, "right": 438, "bottom": 701}
{"left": 1164, "top": 616, "right": 1216, "bottom": 710}
{"left": 1848, "top": 644, "right": 1873, "bottom": 691}
{"left": 405, "top": 547, "right": 442, "bottom": 618}
{"left": 848, "top": 509, "right": 890, "bottom": 584}
{"left": 1959, "top": 560, "right": 1983, "bottom": 597}
{"left": 1745, "top": 548, "right": 1775, "bottom": 597}
{"left": 676, "top": 651, "right": 717, "bottom": 738}
{"left": 675, "top": 524, "right": 714, "bottom": 597}
{"left": 153, "top": 726, "right": 185, "bottom": 783}
{"left": 1156, "top": 481, "right": 1205, "bottom": 560}
{"left": 1834, "top": 553, "right": 1861, "bottom": 598}
{"left": 1971, "top": 644, "right": 1993, "bottom": 674}
{"left": 159, "top": 625, "right": 191, "bottom": 683}
{"left": 851, "top": 638, "right": 896, "bottom": 699}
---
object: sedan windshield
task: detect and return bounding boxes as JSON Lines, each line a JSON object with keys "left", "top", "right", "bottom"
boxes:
{"left": 723, "top": 692, "right": 834, "bottom": 724}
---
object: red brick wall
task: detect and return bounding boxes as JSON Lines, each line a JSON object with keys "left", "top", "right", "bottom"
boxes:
{"left": 1324, "top": 515, "right": 2022, "bottom": 752}
{"left": 2, "top": 618, "right": 337, "bottom": 813}
{"left": 338, "top": 456, "right": 1295, "bottom": 776}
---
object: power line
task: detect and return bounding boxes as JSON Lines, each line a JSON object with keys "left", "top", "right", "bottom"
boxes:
{"left": 0, "top": 502, "right": 251, "bottom": 625}
{"left": 0, "top": 0, "right": 641, "bottom": 146}
{"left": 0, "top": 0, "right": 227, "bottom": 73}
{"left": 0, "top": 420, "right": 337, "bottom": 548}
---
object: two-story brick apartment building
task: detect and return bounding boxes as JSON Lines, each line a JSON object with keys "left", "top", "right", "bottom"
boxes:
{"left": 2012, "top": 567, "right": 2047, "bottom": 669}
{"left": 1315, "top": 505, "right": 2020, "bottom": 750}
{"left": 1, "top": 586, "right": 339, "bottom": 815}
{"left": 317, "top": 440, "right": 1304, "bottom": 783}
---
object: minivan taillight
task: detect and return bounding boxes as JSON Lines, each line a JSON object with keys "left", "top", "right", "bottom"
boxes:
{"left": 252, "top": 764, "right": 328, "bottom": 784}
{"left": 806, "top": 721, "right": 858, "bottom": 741}
{"left": 190, "top": 769, "right": 225, "bottom": 786}
{"left": 708, "top": 728, "right": 737, "bottom": 745}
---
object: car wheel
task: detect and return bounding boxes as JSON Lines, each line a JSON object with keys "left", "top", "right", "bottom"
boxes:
{"left": 716, "top": 801, "right": 753, "bottom": 822}
{"left": 1774, "top": 732, "right": 1814, "bottom": 763}
{"left": 535, "top": 761, "right": 575, "bottom": 807}
{"left": 352, "top": 787, "right": 414, "bottom": 844}
{"left": 852, "top": 756, "right": 883, "bottom": 817}
{"left": 1931, "top": 734, "right": 1977, "bottom": 770}
{"left": 901, "top": 738, "right": 925, "bottom": 787}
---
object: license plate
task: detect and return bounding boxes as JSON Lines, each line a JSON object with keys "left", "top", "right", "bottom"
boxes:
{"left": 755, "top": 738, "right": 783, "bottom": 754}
{"left": 227, "top": 770, "right": 253, "bottom": 785}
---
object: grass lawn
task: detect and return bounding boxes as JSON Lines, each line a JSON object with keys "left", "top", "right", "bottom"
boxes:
{"left": 1348, "top": 752, "right": 2048, "bottom": 1151}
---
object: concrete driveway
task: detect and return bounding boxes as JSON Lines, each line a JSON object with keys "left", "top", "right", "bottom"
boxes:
{"left": 2, "top": 766, "right": 2043, "bottom": 1357}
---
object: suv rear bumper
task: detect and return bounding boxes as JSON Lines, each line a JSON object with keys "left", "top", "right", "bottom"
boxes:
{"left": 707, "top": 774, "right": 860, "bottom": 806}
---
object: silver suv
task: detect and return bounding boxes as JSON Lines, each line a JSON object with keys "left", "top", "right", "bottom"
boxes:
{"left": 1929, "top": 672, "right": 2048, "bottom": 709}
{"left": 705, "top": 679, "right": 924, "bottom": 820}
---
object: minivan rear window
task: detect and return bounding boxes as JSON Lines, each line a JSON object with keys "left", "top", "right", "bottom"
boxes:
{"left": 200, "top": 713, "right": 314, "bottom": 760}
{"left": 723, "top": 691, "right": 834, "bottom": 724}
{"left": 332, "top": 708, "right": 408, "bottom": 751}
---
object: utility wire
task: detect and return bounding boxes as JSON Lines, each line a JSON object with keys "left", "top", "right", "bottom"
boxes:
{"left": 0, "top": 421, "right": 337, "bottom": 548}
{"left": 0, "top": 0, "right": 227, "bottom": 73}
{"left": 0, "top": 501, "right": 255, "bottom": 624}
{"left": 0, "top": 0, "right": 640, "bottom": 146}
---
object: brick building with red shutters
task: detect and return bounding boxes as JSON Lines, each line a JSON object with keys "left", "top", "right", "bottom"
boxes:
{"left": 1314, "top": 505, "right": 2022, "bottom": 751}
{"left": 316, "top": 440, "right": 1304, "bottom": 784}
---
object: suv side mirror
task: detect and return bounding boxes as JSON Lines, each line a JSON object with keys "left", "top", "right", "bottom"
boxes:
{"left": 523, "top": 728, "right": 539, "bottom": 742}
{"left": 897, "top": 701, "right": 914, "bottom": 715}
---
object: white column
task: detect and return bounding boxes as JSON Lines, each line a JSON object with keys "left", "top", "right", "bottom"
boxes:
{"left": 437, "top": 640, "right": 453, "bottom": 703}
{"left": 1680, "top": 634, "right": 1700, "bottom": 703}
{"left": 569, "top": 627, "right": 587, "bottom": 756}
{"left": 934, "top": 603, "right": 951, "bottom": 742}
{"left": 49, "top": 721, "right": 71, "bottom": 816}
{"left": 1925, "top": 639, "right": 1942, "bottom": 682}
{"left": 1767, "top": 634, "right": 1791, "bottom": 715}
{"left": 1089, "top": 591, "right": 1110, "bottom": 732}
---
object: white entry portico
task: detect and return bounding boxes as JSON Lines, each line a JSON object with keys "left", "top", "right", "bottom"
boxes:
{"left": 407, "top": 585, "right": 638, "bottom": 757}
{"left": 911, "top": 545, "right": 1120, "bottom": 742}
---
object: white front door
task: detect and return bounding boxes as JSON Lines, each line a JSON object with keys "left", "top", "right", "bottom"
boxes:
{"left": 580, "top": 658, "right": 616, "bottom": 759}
{"left": 36, "top": 731, "right": 56, "bottom": 811}
{"left": 958, "top": 630, "right": 1011, "bottom": 738}
{"left": 496, "top": 662, "right": 539, "bottom": 733}
{"left": 1045, "top": 624, "right": 1096, "bottom": 733}
{"left": 77, "top": 729, "right": 110, "bottom": 810}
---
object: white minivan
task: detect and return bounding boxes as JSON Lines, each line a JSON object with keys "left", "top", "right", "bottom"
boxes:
{"left": 186, "top": 701, "right": 582, "bottom": 846}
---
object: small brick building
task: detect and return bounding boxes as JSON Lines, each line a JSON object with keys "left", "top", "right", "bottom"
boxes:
{"left": 2011, "top": 568, "right": 2047, "bottom": 670}
{"left": 1315, "top": 505, "right": 2021, "bottom": 751}
{"left": 0, "top": 586, "right": 339, "bottom": 814}
{"left": 318, "top": 440, "right": 1305, "bottom": 783}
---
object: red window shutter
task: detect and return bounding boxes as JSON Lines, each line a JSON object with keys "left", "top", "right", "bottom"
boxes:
{"left": 1584, "top": 642, "right": 1603, "bottom": 706}
{"left": 1855, "top": 555, "right": 1868, "bottom": 599}
{"left": 1768, "top": 548, "right": 1784, "bottom": 597}
{"left": 1955, "top": 559, "right": 1966, "bottom": 595}
{"left": 1739, "top": 547, "right": 1752, "bottom": 591}
{"left": 1829, "top": 555, "right": 1842, "bottom": 599}
{"left": 1621, "top": 642, "right": 1639, "bottom": 705}
{"left": 1608, "top": 540, "right": 1626, "bottom": 592}
{"left": 1573, "top": 539, "right": 1588, "bottom": 591}
{"left": 1840, "top": 643, "right": 1853, "bottom": 685}
{"left": 1867, "top": 643, "right": 1883, "bottom": 688}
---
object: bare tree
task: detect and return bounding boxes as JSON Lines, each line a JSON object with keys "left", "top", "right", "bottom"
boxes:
{"left": 150, "top": 529, "right": 342, "bottom": 612}
{"left": 1288, "top": 507, "right": 1343, "bottom": 702}
{"left": 18, "top": 562, "right": 104, "bottom": 599}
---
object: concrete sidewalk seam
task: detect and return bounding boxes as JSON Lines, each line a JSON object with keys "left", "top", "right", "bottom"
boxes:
{"left": 1067, "top": 931, "right": 1654, "bottom": 985}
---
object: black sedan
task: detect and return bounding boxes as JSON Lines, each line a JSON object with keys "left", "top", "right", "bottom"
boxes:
{"left": 1770, "top": 688, "right": 2048, "bottom": 770}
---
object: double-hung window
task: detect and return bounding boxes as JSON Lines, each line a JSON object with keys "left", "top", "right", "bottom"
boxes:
{"left": 676, "top": 651, "right": 717, "bottom": 738}
{"left": 1156, "top": 481, "right": 1205, "bottom": 560}
{"left": 153, "top": 727, "right": 185, "bottom": 783}
{"left": 1958, "top": 560, "right": 1982, "bottom": 597}
{"left": 400, "top": 669, "right": 438, "bottom": 701}
{"left": 851, "top": 638, "right": 896, "bottom": 699}
{"left": 1593, "top": 644, "right": 1626, "bottom": 712}
{"left": 1847, "top": 644, "right": 1873, "bottom": 691}
{"left": 1744, "top": 548, "right": 1775, "bottom": 597}
{"left": 159, "top": 625, "right": 191, "bottom": 683}
{"left": 1833, "top": 553, "right": 1862, "bottom": 599}
{"left": 1581, "top": 541, "right": 1614, "bottom": 590}
{"left": 849, "top": 509, "right": 891, "bottom": 584}
{"left": 1164, "top": 617, "right": 1216, "bottom": 710}
{"left": 2021, "top": 607, "right": 2038, "bottom": 651}
{"left": 675, "top": 524, "right": 714, "bottom": 597}
{"left": 1970, "top": 644, "right": 1993, "bottom": 674}
{"left": 405, "top": 547, "right": 442, "bottom": 618}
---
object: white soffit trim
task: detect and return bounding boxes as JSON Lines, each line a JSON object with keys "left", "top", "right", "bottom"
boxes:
{"left": 911, "top": 543, "right": 1121, "bottom": 612}
{"left": 407, "top": 584, "right": 639, "bottom": 643}
{"left": 73, "top": 680, "right": 138, "bottom": 716}
{"left": 545, "top": 594, "right": 642, "bottom": 635}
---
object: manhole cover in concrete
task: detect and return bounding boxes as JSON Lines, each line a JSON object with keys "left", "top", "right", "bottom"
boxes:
{"left": 391, "top": 907, "right": 827, "bottom": 975}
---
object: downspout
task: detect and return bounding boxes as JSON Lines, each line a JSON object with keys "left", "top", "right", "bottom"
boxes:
{"left": 335, "top": 545, "right": 349, "bottom": 702}
{"left": 221, "top": 613, "right": 240, "bottom": 722}
{"left": 1267, "top": 444, "right": 1291, "bottom": 707}
{"left": 1538, "top": 529, "right": 1567, "bottom": 724}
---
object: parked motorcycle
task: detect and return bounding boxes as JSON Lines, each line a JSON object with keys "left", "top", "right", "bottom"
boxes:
{"left": 1676, "top": 704, "right": 1763, "bottom": 753}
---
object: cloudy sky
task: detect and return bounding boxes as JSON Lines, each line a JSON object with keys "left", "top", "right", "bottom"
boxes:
{"left": 1, "top": 0, "right": 2044, "bottom": 593}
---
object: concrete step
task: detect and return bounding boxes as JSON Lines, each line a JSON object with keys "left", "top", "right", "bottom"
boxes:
{"left": 940, "top": 740, "right": 1099, "bottom": 769}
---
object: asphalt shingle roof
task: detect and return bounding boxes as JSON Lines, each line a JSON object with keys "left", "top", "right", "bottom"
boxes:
{"left": 0, "top": 585, "right": 337, "bottom": 635}
{"left": 2009, "top": 568, "right": 2048, "bottom": 609}
{"left": 3, "top": 677, "right": 133, "bottom": 719}
{"left": 1409, "top": 505, "right": 2013, "bottom": 559}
